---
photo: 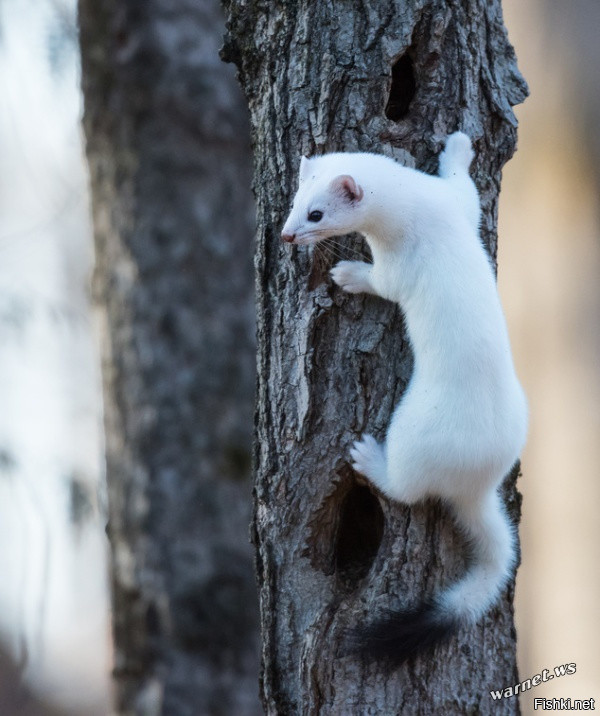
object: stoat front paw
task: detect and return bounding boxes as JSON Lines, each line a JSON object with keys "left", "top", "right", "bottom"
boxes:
{"left": 330, "top": 260, "right": 372, "bottom": 294}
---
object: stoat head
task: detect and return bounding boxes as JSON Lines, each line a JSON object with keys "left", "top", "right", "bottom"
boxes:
{"left": 281, "top": 156, "right": 365, "bottom": 245}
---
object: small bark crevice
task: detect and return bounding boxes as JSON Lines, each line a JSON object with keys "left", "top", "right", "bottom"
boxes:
{"left": 385, "top": 54, "right": 416, "bottom": 121}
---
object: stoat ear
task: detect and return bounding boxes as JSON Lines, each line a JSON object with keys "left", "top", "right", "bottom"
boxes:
{"left": 330, "top": 174, "right": 364, "bottom": 203}
{"left": 299, "top": 155, "right": 311, "bottom": 183}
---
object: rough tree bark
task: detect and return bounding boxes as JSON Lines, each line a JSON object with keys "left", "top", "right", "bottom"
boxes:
{"left": 78, "top": 1, "right": 260, "bottom": 714}
{"left": 222, "top": 0, "right": 527, "bottom": 713}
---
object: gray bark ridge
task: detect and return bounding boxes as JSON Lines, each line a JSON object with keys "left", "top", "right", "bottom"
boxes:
{"left": 223, "top": 0, "right": 527, "bottom": 714}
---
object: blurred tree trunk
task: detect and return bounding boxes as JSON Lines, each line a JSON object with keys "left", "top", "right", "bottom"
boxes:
{"left": 222, "top": 0, "right": 527, "bottom": 713}
{"left": 78, "top": 1, "right": 260, "bottom": 714}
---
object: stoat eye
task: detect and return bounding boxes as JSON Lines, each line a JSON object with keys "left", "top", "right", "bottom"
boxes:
{"left": 307, "top": 210, "right": 323, "bottom": 222}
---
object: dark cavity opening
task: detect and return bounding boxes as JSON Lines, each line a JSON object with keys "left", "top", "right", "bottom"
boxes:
{"left": 335, "top": 484, "right": 384, "bottom": 582}
{"left": 385, "top": 54, "right": 416, "bottom": 121}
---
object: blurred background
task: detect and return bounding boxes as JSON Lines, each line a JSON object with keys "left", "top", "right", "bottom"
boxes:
{"left": 500, "top": 0, "right": 600, "bottom": 711}
{"left": 0, "top": 0, "right": 597, "bottom": 714}
{"left": 0, "top": 0, "right": 109, "bottom": 714}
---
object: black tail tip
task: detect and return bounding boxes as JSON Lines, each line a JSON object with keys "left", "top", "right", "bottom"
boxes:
{"left": 343, "top": 600, "right": 459, "bottom": 668}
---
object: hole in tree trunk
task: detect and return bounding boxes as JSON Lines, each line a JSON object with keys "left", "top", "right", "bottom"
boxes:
{"left": 304, "top": 469, "right": 384, "bottom": 584}
{"left": 385, "top": 54, "right": 416, "bottom": 121}
{"left": 335, "top": 483, "right": 384, "bottom": 582}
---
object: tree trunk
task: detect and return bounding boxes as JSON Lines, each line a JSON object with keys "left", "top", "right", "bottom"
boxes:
{"left": 78, "top": 1, "right": 260, "bottom": 714}
{"left": 222, "top": 0, "right": 527, "bottom": 713}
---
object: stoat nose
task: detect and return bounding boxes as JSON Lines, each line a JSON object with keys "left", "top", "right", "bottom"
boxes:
{"left": 281, "top": 232, "right": 295, "bottom": 243}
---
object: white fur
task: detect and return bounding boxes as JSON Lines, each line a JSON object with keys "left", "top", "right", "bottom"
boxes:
{"left": 282, "top": 132, "right": 528, "bottom": 626}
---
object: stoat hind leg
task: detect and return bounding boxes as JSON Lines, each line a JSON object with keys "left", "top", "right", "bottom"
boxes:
{"left": 350, "top": 435, "right": 423, "bottom": 505}
{"left": 350, "top": 435, "right": 388, "bottom": 491}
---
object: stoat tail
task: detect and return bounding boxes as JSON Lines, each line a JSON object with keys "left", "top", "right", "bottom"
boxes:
{"left": 438, "top": 131, "right": 480, "bottom": 232}
{"left": 354, "top": 489, "right": 515, "bottom": 667}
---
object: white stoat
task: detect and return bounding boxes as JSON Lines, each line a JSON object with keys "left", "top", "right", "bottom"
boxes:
{"left": 281, "top": 132, "right": 528, "bottom": 666}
